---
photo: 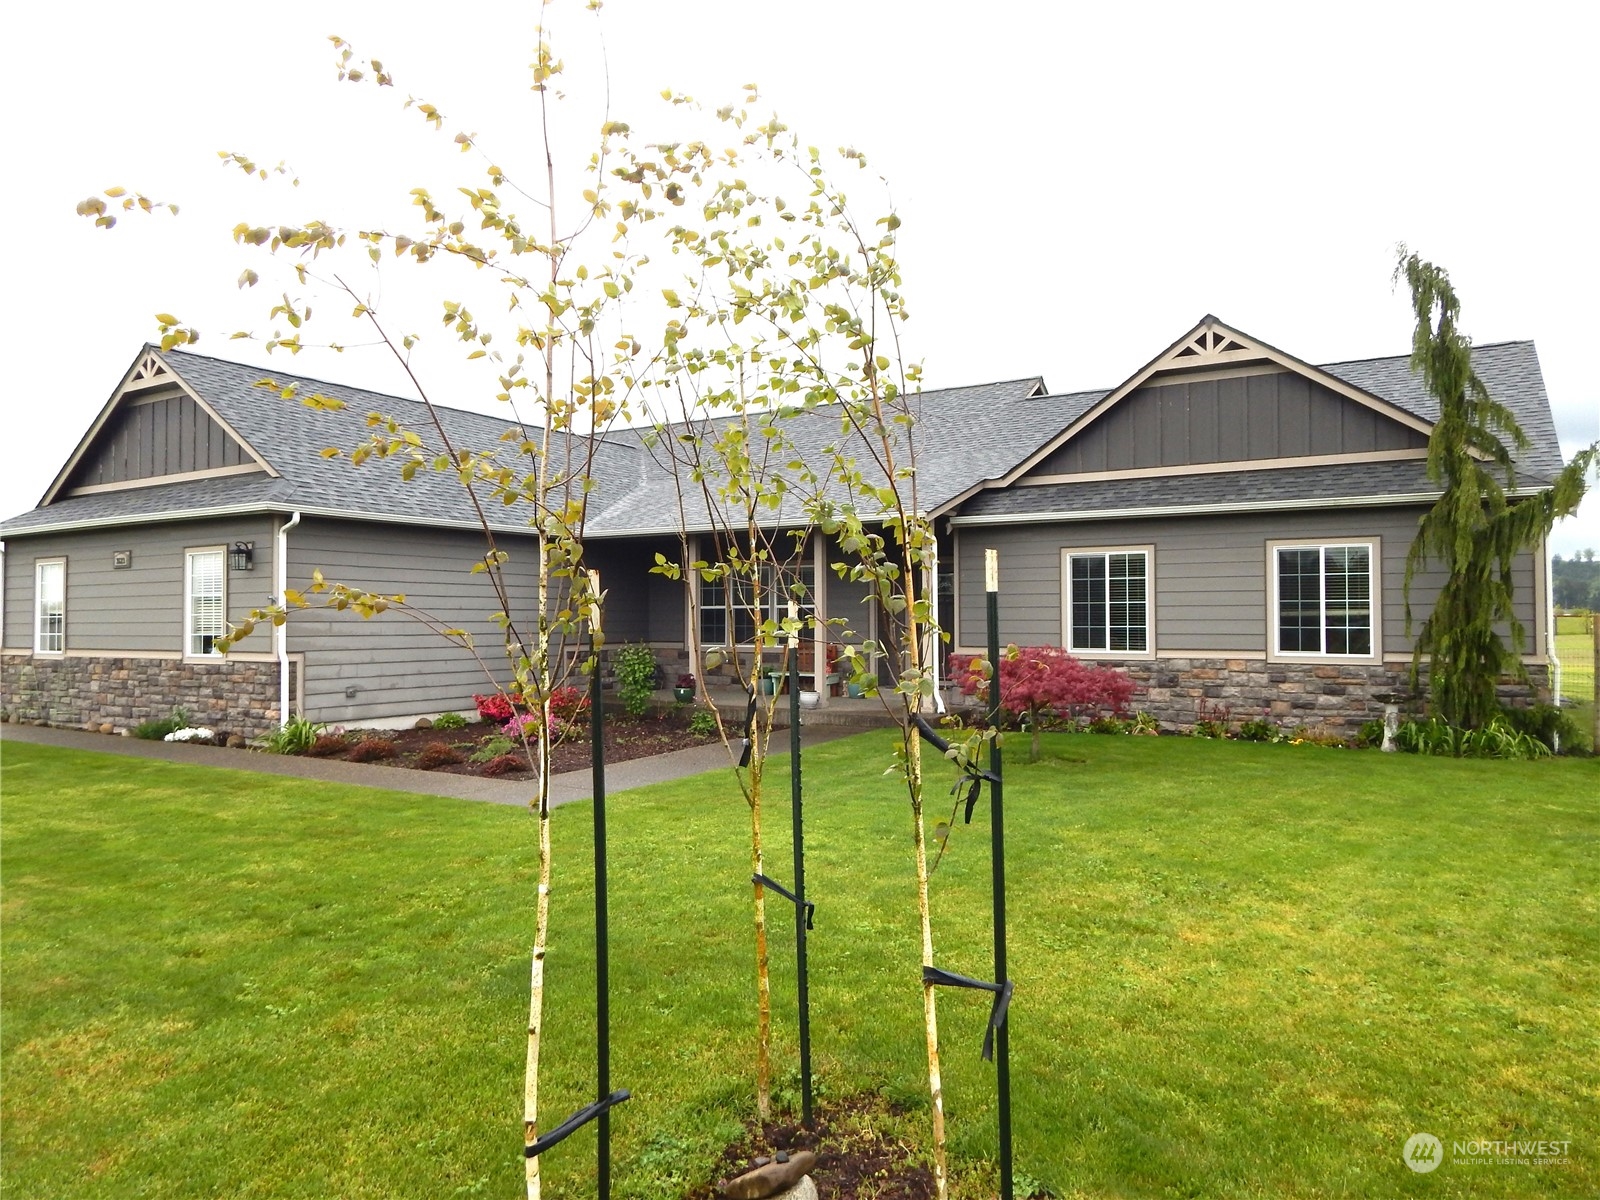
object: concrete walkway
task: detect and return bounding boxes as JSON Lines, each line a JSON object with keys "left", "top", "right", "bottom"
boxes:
{"left": 1, "top": 721, "right": 860, "bottom": 808}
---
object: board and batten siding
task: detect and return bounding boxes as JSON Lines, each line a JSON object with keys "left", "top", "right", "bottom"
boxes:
{"left": 1033, "top": 372, "right": 1427, "bottom": 477}
{"left": 283, "top": 517, "right": 553, "bottom": 723}
{"left": 585, "top": 536, "right": 684, "bottom": 645}
{"left": 954, "top": 508, "right": 1540, "bottom": 658}
{"left": 1, "top": 518, "right": 279, "bottom": 654}
{"left": 65, "top": 386, "right": 256, "bottom": 490}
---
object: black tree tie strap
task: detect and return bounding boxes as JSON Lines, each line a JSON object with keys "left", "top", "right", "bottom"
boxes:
{"left": 738, "top": 690, "right": 758, "bottom": 768}
{"left": 913, "top": 715, "right": 998, "bottom": 825}
{"left": 922, "top": 965, "right": 1014, "bottom": 1062}
{"left": 524, "top": 1089, "right": 631, "bottom": 1159}
{"left": 752, "top": 873, "right": 815, "bottom": 930}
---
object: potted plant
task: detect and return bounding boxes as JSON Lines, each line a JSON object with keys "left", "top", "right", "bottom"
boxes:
{"left": 674, "top": 673, "right": 697, "bottom": 704}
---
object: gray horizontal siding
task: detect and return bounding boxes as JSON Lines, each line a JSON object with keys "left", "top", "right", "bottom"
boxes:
{"left": 1034, "top": 371, "right": 1427, "bottom": 476}
{"left": 2, "top": 518, "right": 278, "bottom": 654}
{"left": 284, "top": 517, "right": 548, "bottom": 723}
{"left": 955, "top": 508, "right": 1538, "bottom": 657}
{"left": 68, "top": 386, "right": 249, "bottom": 488}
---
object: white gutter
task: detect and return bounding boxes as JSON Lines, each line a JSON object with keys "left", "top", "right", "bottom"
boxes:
{"left": 1546, "top": 538, "right": 1562, "bottom": 720}
{"left": 276, "top": 511, "right": 301, "bottom": 727}
{"left": 948, "top": 486, "right": 1554, "bottom": 528}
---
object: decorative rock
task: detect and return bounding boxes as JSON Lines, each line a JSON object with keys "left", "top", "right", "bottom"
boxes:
{"left": 769, "top": 1177, "right": 817, "bottom": 1200}
{"left": 226, "top": 734, "right": 248, "bottom": 749}
{"left": 99, "top": 723, "right": 115, "bottom": 735}
{"left": 414, "top": 716, "right": 434, "bottom": 730}
{"left": 719, "top": 1151, "right": 817, "bottom": 1200}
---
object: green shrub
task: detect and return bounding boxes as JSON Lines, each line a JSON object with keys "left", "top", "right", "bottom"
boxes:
{"left": 1235, "top": 714, "right": 1277, "bottom": 743}
{"left": 1354, "top": 718, "right": 1386, "bottom": 748}
{"left": 259, "top": 714, "right": 324, "bottom": 755}
{"left": 133, "top": 707, "right": 191, "bottom": 741}
{"left": 1393, "top": 714, "right": 1551, "bottom": 760}
{"left": 687, "top": 708, "right": 719, "bottom": 738}
{"left": 614, "top": 644, "right": 658, "bottom": 718}
{"left": 1498, "top": 703, "right": 1589, "bottom": 754}
{"left": 1086, "top": 715, "right": 1129, "bottom": 735}
{"left": 469, "top": 734, "right": 515, "bottom": 764}
{"left": 432, "top": 711, "right": 469, "bottom": 731}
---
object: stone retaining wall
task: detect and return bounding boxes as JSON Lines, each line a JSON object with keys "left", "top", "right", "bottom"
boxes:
{"left": 1, "top": 656, "right": 294, "bottom": 739}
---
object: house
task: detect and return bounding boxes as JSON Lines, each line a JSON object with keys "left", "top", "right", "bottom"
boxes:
{"left": 0, "top": 317, "right": 1564, "bottom": 737}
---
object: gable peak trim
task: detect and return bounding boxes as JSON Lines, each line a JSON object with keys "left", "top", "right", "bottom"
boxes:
{"left": 1165, "top": 323, "right": 1256, "bottom": 367}
{"left": 125, "top": 351, "right": 176, "bottom": 391}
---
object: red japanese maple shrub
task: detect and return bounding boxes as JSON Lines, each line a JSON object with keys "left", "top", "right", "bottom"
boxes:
{"left": 951, "top": 645, "right": 1136, "bottom": 761}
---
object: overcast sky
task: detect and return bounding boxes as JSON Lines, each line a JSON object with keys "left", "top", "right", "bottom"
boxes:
{"left": 4, "top": 0, "right": 1595, "bottom": 553}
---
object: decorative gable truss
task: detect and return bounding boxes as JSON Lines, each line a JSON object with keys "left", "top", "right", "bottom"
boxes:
{"left": 41, "top": 347, "right": 276, "bottom": 503}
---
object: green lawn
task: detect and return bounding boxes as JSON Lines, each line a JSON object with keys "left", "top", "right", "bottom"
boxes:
{"left": 3, "top": 736, "right": 1597, "bottom": 1198}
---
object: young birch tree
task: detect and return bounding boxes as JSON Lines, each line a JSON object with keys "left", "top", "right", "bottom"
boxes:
{"left": 86, "top": 12, "right": 661, "bottom": 1196}
{"left": 639, "top": 361, "right": 819, "bottom": 1121}
{"left": 619, "top": 104, "right": 961, "bottom": 1196}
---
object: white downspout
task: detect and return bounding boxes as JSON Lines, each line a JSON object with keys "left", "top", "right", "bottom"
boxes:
{"left": 929, "top": 528, "right": 945, "bottom": 715}
{"left": 1546, "top": 537, "right": 1562, "bottom": 710}
{"left": 276, "top": 511, "right": 301, "bottom": 727}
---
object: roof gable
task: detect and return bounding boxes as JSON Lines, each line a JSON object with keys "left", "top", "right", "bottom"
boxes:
{"left": 41, "top": 346, "right": 276, "bottom": 505}
{"left": 998, "top": 316, "right": 1437, "bottom": 488}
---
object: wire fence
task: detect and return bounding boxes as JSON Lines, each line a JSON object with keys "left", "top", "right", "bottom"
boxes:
{"left": 1554, "top": 613, "right": 1596, "bottom": 742}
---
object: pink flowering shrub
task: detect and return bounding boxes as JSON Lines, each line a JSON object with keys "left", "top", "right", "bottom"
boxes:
{"left": 500, "top": 687, "right": 591, "bottom": 741}
{"left": 950, "top": 645, "right": 1136, "bottom": 761}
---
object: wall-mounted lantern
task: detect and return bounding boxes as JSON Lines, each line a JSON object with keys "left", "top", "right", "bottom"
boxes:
{"left": 229, "top": 541, "right": 255, "bottom": 572}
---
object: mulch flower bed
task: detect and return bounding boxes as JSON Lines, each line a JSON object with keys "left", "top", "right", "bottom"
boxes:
{"left": 689, "top": 1096, "right": 937, "bottom": 1200}
{"left": 298, "top": 709, "right": 720, "bottom": 779}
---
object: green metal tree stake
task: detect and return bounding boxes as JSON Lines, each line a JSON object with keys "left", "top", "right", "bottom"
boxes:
{"left": 590, "top": 570, "right": 614, "bottom": 1196}
{"left": 985, "top": 548, "right": 1014, "bottom": 1200}
{"left": 788, "top": 621, "right": 814, "bottom": 1128}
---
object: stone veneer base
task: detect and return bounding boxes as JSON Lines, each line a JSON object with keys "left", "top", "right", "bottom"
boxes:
{"left": 2, "top": 655, "right": 295, "bottom": 740}
{"left": 1117, "top": 656, "right": 1546, "bottom": 732}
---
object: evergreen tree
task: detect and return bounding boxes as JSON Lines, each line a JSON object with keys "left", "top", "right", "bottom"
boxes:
{"left": 1398, "top": 249, "right": 1595, "bottom": 727}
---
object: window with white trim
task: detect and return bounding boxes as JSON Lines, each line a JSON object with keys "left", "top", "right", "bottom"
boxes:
{"left": 185, "top": 548, "right": 226, "bottom": 657}
{"left": 1274, "top": 542, "right": 1374, "bottom": 657}
{"left": 699, "top": 563, "right": 814, "bottom": 646}
{"left": 35, "top": 559, "right": 65, "bottom": 654}
{"left": 1064, "top": 549, "right": 1150, "bottom": 653}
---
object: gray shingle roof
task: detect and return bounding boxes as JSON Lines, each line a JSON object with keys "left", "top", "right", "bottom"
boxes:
{"left": 957, "top": 458, "right": 1453, "bottom": 521}
{"left": 0, "top": 336, "right": 1567, "bottom": 538}
{"left": 1320, "top": 341, "right": 1561, "bottom": 480}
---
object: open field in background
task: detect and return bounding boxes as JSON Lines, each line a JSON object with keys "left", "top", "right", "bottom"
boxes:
{"left": 1555, "top": 614, "right": 1595, "bottom": 741}
{"left": 3, "top": 736, "right": 1597, "bottom": 1198}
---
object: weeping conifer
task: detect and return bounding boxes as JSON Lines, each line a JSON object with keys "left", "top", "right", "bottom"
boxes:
{"left": 1398, "top": 249, "right": 1594, "bottom": 729}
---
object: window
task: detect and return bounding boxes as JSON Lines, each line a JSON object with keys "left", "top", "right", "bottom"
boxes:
{"left": 1063, "top": 548, "right": 1150, "bottom": 654}
{"left": 185, "top": 548, "right": 226, "bottom": 657}
{"left": 34, "top": 559, "right": 65, "bottom": 654}
{"left": 1273, "top": 542, "right": 1374, "bottom": 657}
{"left": 699, "top": 563, "right": 814, "bottom": 646}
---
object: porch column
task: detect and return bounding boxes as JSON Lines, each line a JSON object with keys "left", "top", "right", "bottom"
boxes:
{"left": 813, "top": 531, "right": 829, "bottom": 708}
